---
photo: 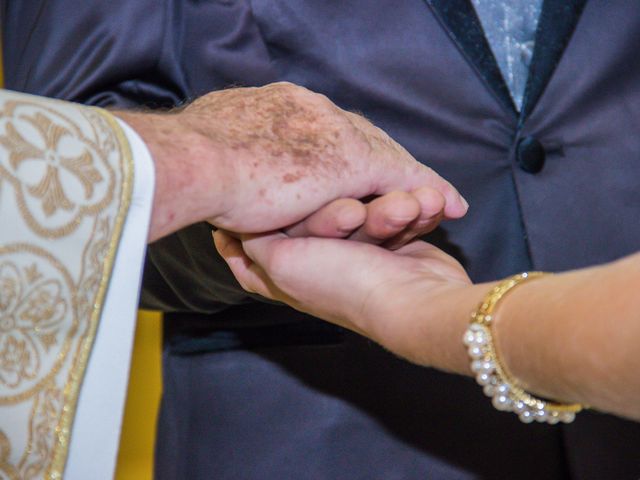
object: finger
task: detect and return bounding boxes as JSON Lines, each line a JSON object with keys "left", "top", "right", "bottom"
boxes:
{"left": 413, "top": 185, "right": 447, "bottom": 223}
{"left": 374, "top": 160, "right": 468, "bottom": 220}
{"left": 285, "top": 198, "right": 366, "bottom": 238}
{"left": 240, "top": 233, "right": 379, "bottom": 300}
{"left": 213, "top": 230, "right": 275, "bottom": 296}
{"left": 382, "top": 187, "right": 445, "bottom": 249}
{"left": 239, "top": 231, "right": 295, "bottom": 271}
{"left": 348, "top": 191, "right": 421, "bottom": 244}
{"left": 346, "top": 117, "right": 468, "bottom": 220}
{"left": 239, "top": 233, "right": 388, "bottom": 336}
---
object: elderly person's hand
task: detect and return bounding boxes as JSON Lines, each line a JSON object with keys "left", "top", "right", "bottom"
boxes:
{"left": 116, "top": 82, "right": 467, "bottom": 242}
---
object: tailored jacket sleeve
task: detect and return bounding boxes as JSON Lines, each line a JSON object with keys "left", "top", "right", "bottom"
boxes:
{"left": 2, "top": 0, "right": 278, "bottom": 312}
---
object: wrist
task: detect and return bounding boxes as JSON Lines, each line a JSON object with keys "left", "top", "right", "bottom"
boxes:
{"left": 367, "top": 280, "right": 491, "bottom": 375}
{"left": 465, "top": 273, "right": 583, "bottom": 424}
{"left": 113, "top": 110, "right": 233, "bottom": 241}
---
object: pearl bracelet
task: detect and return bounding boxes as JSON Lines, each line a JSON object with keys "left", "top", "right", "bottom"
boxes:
{"left": 463, "top": 272, "right": 583, "bottom": 424}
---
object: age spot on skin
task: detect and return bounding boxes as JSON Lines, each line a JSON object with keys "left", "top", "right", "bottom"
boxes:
{"left": 187, "top": 84, "right": 356, "bottom": 184}
{"left": 283, "top": 172, "right": 302, "bottom": 183}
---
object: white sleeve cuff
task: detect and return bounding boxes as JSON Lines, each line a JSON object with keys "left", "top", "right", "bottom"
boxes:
{"left": 65, "top": 118, "right": 156, "bottom": 480}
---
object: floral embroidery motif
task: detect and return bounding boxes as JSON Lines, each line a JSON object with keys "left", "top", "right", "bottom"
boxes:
{"left": 0, "top": 256, "right": 71, "bottom": 393}
{"left": 0, "top": 100, "right": 116, "bottom": 237}
{"left": 1, "top": 113, "right": 103, "bottom": 217}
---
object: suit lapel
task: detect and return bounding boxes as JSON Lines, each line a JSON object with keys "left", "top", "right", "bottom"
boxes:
{"left": 425, "top": 0, "right": 517, "bottom": 116}
{"left": 520, "top": 0, "right": 587, "bottom": 121}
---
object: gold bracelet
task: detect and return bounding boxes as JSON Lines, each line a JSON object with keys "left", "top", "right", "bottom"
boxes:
{"left": 463, "top": 272, "right": 583, "bottom": 424}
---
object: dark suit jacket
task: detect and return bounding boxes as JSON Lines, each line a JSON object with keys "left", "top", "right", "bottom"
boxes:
{"left": 5, "top": 0, "right": 640, "bottom": 478}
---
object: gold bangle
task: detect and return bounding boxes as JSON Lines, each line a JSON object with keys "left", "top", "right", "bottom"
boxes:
{"left": 463, "top": 272, "right": 583, "bottom": 424}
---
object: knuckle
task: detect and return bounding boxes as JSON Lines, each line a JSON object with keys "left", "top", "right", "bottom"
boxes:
{"left": 272, "top": 80, "right": 298, "bottom": 90}
{"left": 269, "top": 81, "right": 307, "bottom": 98}
{"left": 310, "top": 91, "right": 336, "bottom": 109}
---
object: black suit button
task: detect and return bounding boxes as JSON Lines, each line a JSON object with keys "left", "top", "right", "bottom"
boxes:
{"left": 516, "top": 136, "right": 545, "bottom": 173}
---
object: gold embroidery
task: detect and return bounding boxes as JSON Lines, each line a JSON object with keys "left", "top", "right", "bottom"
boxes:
{"left": 0, "top": 430, "right": 21, "bottom": 480}
{"left": 28, "top": 165, "right": 74, "bottom": 217}
{"left": 0, "top": 100, "right": 116, "bottom": 238}
{"left": 0, "top": 123, "right": 42, "bottom": 171}
{"left": 0, "top": 247, "right": 74, "bottom": 399}
{"left": 0, "top": 335, "right": 35, "bottom": 386}
{"left": 0, "top": 92, "right": 134, "bottom": 479}
{"left": 18, "top": 383, "right": 62, "bottom": 480}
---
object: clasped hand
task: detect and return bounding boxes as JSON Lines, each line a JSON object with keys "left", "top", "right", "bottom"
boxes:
{"left": 116, "top": 82, "right": 467, "bottom": 242}
{"left": 119, "top": 82, "right": 471, "bottom": 369}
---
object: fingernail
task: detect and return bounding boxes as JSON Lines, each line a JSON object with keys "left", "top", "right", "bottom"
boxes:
{"left": 460, "top": 194, "right": 469, "bottom": 211}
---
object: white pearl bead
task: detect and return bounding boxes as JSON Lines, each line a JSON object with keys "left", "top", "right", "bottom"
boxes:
{"left": 534, "top": 410, "right": 548, "bottom": 422}
{"left": 492, "top": 394, "right": 512, "bottom": 411}
{"left": 560, "top": 412, "right": 575, "bottom": 424}
{"left": 471, "top": 360, "right": 493, "bottom": 373}
{"left": 463, "top": 330, "right": 475, "bottom": 346}
{"left": 513, "top": 401, "right": 526, "bottom": 414}
{"left": 477, "top": 360, "right": 494, "bottom": 373}
{"left": 476, "top": 372, "right": 492, "bottom": 386}
{"left": 471, "top": 360, "right": 483, "bottom": 373}
{"left": 469, "top": 346, "right": 484, "bottom": 358}
{"left": 483, "top": 384, "right": 496, "bottom": 396}
{"left": 519, "top": 410, "right": 534, "bottom": 423}
{"left": 469, "top": 323, "right": 483, "bottom": 332}
{"left": 496, "top": 383, "right": 510, "bottom": 395}
{"left": 547, "top": 413, "right": 560, "bottom": 425}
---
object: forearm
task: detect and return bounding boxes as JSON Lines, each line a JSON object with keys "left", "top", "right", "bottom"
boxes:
{"left": 414, "top": 253, "right": 640, "bottom": 421}
{"left": 494, "top": 252, "right": 640, "bottom": 420}
{"left": 113, "top": 111, "right": 233, "bottom": 242}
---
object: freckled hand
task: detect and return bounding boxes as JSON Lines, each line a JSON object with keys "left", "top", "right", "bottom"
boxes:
{"left": 115, "top": 82, "right": 467, "bottom": 242}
